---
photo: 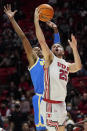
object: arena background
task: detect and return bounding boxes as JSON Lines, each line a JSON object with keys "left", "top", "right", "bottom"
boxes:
{"left": 0, "top": 0, "right": 87, "bottom": 130}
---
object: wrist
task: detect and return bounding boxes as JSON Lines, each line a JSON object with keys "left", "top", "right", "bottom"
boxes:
{"left": 34, "top": 19, "right": 39, "bottom": 25}
{"left": 9, "top": 17, "right": 15, "bottom": 22}
{"left": 72, "top": 46, "right": 78, "bottom": 51}
{"left": 54, "top": 28, "right": 58, "bottom": 33}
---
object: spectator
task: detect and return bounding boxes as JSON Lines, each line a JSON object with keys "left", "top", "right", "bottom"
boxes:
{"left": 20, "top": 95, "right": 30, "bottom": 114}
{"left": 22, "top": 122, "right": 29, "bottom": 131}
{"left": 18, "top": 76, "right": 30, "bottom": 92}
{"left": 8, "top": 81, "right": 20, "bottom": 100}
{"left": 78, "top": 93, "right": 87, "bottom": 114}
{"left": 83, "top": 117, "right": 87, "bottom": 131}
{"left": 0, "top": 114, "right": 4, "bottom": 128}
{"left": 0, "top": 127, "right": 5, "bottom": 131}
{"left": 0, "top": 51, "right": 12, "bottom": 67}
{"left": 9, "top": 101, "right": 28, "bottom": 131}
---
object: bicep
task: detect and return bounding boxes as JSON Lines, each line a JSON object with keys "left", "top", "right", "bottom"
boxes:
{"left": 68, "top": 63, "right": 79, "bottom": 73}
{"left": 22, "top": 38, "right": 37, "bottom": 66}
{"left": 39, "top": 41, "right": 53, "bottom": 67}
{"left": 28, "top": 51, "right": 38, "bottom": 68}
{"left": 22, "top": 38, "right": 32, "bottom": 56}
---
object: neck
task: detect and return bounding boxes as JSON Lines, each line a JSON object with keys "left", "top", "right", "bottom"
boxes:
{"left": 55, "top": 54, "right": 63, "bottom": 58}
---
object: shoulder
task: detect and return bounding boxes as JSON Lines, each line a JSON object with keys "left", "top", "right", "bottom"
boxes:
{"left": 28, "top": 51, "right": 38, "bottom": 69}
{"left": 29, "top": 57, "right": 40, "bottom": 71}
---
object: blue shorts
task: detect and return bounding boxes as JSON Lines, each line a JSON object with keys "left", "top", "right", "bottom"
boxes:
{"left": 32, "top": 94, "right": 46, "bottom": 131}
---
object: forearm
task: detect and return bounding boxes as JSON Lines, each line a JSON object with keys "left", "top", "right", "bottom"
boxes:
{"left": 35, "top": 20, "right": 52, "bottom": 66}
{"left": 10, "top": 18, "right": 25, "bottom": 40}
{"left": 9, "top": 18, "right": 33, "bottom": 62}
{"left": 35, "top": 21, "right": 50, "bottom": 55}
{"left": 35, "top": 21, "right": 46, "bottom": 44}
{"left": 54, "top": 27, "right": 58, "bottom": 34}
{"left": 9, "top": 123, "right": 14, "bottom": 131}
{"left": 72, "top": 47, "right": 82, "bottom": 70}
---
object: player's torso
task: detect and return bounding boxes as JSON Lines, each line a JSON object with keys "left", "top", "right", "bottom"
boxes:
{"left": 44, "top": 55, "right": 69, "bottom": 101}
{"left": 29, "top": 58, "right": 45, "bottom": 95}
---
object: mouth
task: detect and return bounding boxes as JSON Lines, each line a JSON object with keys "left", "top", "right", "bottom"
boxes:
{"left": 55, "top": 49, "right": 58, "bottom": 51}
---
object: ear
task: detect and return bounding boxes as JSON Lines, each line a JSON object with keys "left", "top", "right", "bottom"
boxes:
{"left": 62, "top": 50, "right": 64, "bottom": 55}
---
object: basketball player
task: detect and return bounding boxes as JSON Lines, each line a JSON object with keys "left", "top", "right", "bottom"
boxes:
{"left": 4, "top": 5, "right": 60, "bottom": 131}
{"left": 34, "top": 8, "right": 82, "bottom": 131}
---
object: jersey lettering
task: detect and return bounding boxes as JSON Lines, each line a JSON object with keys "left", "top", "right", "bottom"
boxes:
{"left": 40, "top": 60, "right": 45, "bottom": 65}
{"left": 59, "top": 69, "right": 68, "bottom": 81}
{"left": 57, "top": 62, "right": 69, "bottom": 71}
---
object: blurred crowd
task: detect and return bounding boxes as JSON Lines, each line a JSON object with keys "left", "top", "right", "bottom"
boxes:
{"left": 0, "top": 0, "right": 87, "bottom": 130}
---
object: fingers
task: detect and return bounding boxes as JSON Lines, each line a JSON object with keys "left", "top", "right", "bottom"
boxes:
{"left": 46, "top": 21, "right": 52, "bottom": 26}
{"left": 9, "top": 4, "right": 11, "bottom": 10}
{"left": 4, "top": 6, "right": 7, "bottom": 13}
{"left": 71, "top": 34, "right": 77, "bottom": 43}
{"left": 71, "top": 34, "right": 74, "bottom": 39}
{"left": 35, "top": 7, "right": 39, "bottom": 13}
{"left": 14, "top": 10, "right": 17, "bottom": 14}
{"left": 68, "top": 39, "right": 71, "bottom": 44}
{"left": 4, "top": 4, "right": 11, "bottom": 12}
{"left": 71, "top": 34, "right": 76, "bottom": 40}
{"left": 35, "top": 7, "right": 40, "bottom": 17}
{"left": 46, "top": 21, "right": 51, "bottom": 24}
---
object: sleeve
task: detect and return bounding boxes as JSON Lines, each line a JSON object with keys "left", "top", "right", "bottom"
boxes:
{"left": 54, "top": 32, "right": 61, "bottom": 44}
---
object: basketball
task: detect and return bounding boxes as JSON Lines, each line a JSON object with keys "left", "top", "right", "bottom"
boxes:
{"left": 38, "top": 4, "right": 54, "bottom": 22}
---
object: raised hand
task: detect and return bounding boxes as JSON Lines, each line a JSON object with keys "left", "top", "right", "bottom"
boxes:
{"left": 68, "top": 34, "right": 77, "bottom": 50}
{"left": 4, "top": 4, "right": 17, "bottom": 20}
{"left": 34, "top": 8, "right": 40, "bottom": 23}
{"left": 46, "top": 21, "right": 57, "bottom": 29}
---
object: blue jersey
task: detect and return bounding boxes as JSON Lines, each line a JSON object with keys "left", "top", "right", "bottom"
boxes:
{"left": 29, "top": 58, "right": 46, "bottom": 130}
{"left": 29, "top": 58, "right": 44, "bottom": 94}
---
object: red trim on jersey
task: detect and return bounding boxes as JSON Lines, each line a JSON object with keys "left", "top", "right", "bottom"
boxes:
{"left": 46, "top": 103, "right": 52, "bottom": 112}
{"left": 44, "top": 68, "right": 50, "bottom": 99}
{"left": 47, "top": 119, "right": 59, "bottom": 130}
{"left": 44, "top": 98, "right": 63, "bottom": 104}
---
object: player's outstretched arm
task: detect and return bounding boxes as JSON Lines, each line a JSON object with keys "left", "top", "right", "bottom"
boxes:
{"left": 4, "top": 4, "right": 37, "bottom": 68}
{"left": 46, "top": 21, "right": 61, "bottom": 44}
{"left": 68, "top": 34, "right": 82, "bottom": 73}
{"left": 34, "top": 8, "right": 53, "bottom": 67}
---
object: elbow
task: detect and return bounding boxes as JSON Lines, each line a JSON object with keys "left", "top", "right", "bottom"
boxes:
{"left": 20, "top": 34, "right": 26, "bottom": 40}
{"left": 39, "top": 40, "right": 45, "bottom": 44}
{"left": 77, "top": 63, "right": 82, "bottom": 71}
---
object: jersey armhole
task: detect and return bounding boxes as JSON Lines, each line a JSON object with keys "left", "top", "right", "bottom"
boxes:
{"left": 28, "top": 57, "right": 39, "bottom": 71}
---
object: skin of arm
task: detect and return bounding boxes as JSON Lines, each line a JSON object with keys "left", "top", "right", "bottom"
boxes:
{"left": 4, "top": 4, "right": 37, "bottom": 68}
{"left": 9, "top": 122, "right": 14, "bottom": 131}
{"left": 46, "top": 21, "right": 59, "bottom": 34}
{"left": 34, "top": 8, "right": 53, "bottom": 67}
{"left": 46, "top": 21, "right": 61, "bottom": 44}
{"left": 46, "top": 21, "right": 58, "bottom": 33}
{"left": 68, "top": 35, "right": 82, "bottom": 73}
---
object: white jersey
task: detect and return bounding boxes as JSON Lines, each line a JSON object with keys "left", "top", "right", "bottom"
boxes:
{"left": 44, "top": 55, "right": 69, "bottom": 101}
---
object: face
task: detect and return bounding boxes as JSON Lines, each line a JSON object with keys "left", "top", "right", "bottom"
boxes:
{"left": 33, "top": 47, "right": 43, "bottom": 58}
{"left": 84, "top": 121, "right": 87, "bottom": 131}
{"left": 51, "top": 44, "right": 64, "bottom": 58}
{"left": 83, "top": 93, "right": 87, "bottom": 101}
{"left": 22, "top": 123, "right": 29, "bottom": 131}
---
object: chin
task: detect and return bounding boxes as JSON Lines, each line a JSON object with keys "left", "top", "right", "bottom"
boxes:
{"left": 54, "top": 52, "right": 63, "bottom": 58}
{"left": 39, "top": 55, "right": 43, "bottom": 58}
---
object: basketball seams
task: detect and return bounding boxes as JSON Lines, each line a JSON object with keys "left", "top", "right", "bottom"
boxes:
{"left": 39, "top": 8, "right": 53, "bottom": 11}
{"left": 38, "top": 4, "right": 54, "bottom": 22}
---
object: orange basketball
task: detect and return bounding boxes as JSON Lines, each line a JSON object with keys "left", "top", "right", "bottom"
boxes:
{"left": 38, "top": 4, "right": 54, "bottom": 22}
